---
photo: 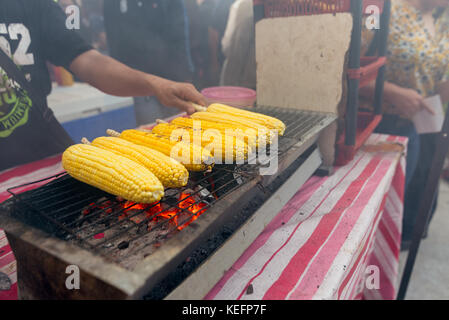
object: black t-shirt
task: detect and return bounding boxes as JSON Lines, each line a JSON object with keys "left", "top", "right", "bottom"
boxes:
{"left": 0, "top": 0, "right": 92, "bottom": 171}
{"left": 103, "top": 0, "right": 193, "bottom": 82}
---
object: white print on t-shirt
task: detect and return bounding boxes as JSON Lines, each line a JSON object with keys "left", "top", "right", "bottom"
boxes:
{"left": 0, "top": 23, "right": 35, "bottom": 66}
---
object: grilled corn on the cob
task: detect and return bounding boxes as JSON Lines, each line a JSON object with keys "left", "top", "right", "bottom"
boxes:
{"left": 107, "top": 129, "right": 214, "bottom": 172}
{"left": 190, "top": 112, "right": 276, "bottom": 144}
{"left": 62, "top": 144, "right": 164, "bottom": 203}
{"left": 205, "top": 103, "right": 286, "bottom": 136}
{"left": 152, "top": 123, "right": 248, "bottom": 163}
{"left": 87, "top": 136, "right": 189, "bottom": 188}
{"left": 170, "top": 117, "right": 258, "bottom": 150}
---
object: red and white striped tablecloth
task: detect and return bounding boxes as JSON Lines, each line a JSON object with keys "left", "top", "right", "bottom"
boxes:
{"left": 0, "top": 155, "right": 64, "bottom": 300}
{"left": 205, "top": 134, "right": 406, "bottom": 300}
{"left": 0, "top": 134, "right": 405, "bottom": 300}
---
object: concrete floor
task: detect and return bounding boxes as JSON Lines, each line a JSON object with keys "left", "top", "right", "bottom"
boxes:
{"left": 398, "top": 179, "right": 449, "bottom": 300}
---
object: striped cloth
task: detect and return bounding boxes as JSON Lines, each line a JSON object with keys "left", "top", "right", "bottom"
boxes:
{"left": 0, "top": 134, "right": 405, "bottom": 300}
{"left": 0, "top": 154, "right": 63, "bottom": 300}
{"left": 205, "top": 134, "right": 406, "bottom": 300}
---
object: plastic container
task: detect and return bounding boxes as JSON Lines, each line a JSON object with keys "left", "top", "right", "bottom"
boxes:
{"left": 201, "top": 86, "right": 257, "bottom": 108}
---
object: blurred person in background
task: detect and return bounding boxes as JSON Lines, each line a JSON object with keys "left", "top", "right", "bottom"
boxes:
{"left": 80, "top": 0, "right": 108, "bottom": 55}
{"left": 103, "top": 0, "right": 195, "bottom": 125}
{"left": 219, "top": 0, "right": 256, "bottom": 89}
{"left": 0, "top": 0, "right": 204, "bottom": 171}
{"left": 207, "top": 0, "right": 235, "bottom": 86}
{"left": 360, "top": 0, "right": 449, "bottom": 249}
{"left": 185, "top": 0, "right": 216, "bottom": 89}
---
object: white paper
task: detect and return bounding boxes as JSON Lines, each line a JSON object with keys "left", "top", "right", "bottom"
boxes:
{"left": 412, "top": 95, "right": 445, "bottom": 134}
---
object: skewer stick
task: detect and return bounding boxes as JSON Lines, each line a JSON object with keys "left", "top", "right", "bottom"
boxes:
{"left": 81, "top": 137, "right": 91, "bottom": 145}
{"left": 156, "top": 119, "right": 168, "bottom": 124}
{"left": 191, "top": 102, "right": 207, "bottom": 112}
{"left": 106, "top": 129, "right": 121, "bottom": 137}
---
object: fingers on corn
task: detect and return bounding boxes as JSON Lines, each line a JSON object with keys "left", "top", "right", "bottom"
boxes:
{"left": 206, "top": 103, "right": 286, "bottom": 136}
{"left": 62, "top": 144, "right": 164, "bottom": 204}
{"left": 109, "top": 129, "right": 214, "bottom": 172}
{"left": 90, "top": 136, "right": 189, "bottom": 188}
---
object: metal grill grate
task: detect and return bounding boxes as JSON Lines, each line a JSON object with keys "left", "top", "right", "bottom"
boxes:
{"left": 7, "top": 107, "right": 334, "bottom": 264}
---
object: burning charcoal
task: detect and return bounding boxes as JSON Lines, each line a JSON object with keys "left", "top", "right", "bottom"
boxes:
{"left": 246, "top": 284, "right": 254, "bottom": 295}
{"left": 164, "top": 195, "right": 179, "bottom": 207}
{"left": 64, "top": 234, "right": 73, "bottom": 241}
{"left": 117, "top": 241, "right": 129, "bottom": 250}
{"left": 136, "top": 224, "right": 147, "bottom": 234}
{"left": 196, "top": 186, "right": 215, "bottom": 203}
{"left": 0, "top": 272, "right": 12, "bottom": 291}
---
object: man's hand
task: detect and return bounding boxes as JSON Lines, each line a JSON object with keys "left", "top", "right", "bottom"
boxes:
{"left": 70, "top": 50, "right": 205, "bottom": 114}
{"left": 149, "top": 77, "right": 205, "bottom": 115}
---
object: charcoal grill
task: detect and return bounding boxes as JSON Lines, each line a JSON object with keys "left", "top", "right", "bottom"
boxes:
{"left": 0, "top": 106, "right": 336, "bottom": 299}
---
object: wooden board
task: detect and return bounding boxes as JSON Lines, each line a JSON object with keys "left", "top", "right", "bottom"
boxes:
{"left": 256, "top": 13, "right": 353, "bottom": 114}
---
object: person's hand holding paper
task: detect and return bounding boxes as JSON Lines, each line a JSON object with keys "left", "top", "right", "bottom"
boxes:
{"left": 412, "top": 94, "right": 445, "bottom": 134}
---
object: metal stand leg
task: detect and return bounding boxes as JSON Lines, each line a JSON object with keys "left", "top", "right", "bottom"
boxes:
{"left": 397, "top": 110, "right": 449, "bottom": 300}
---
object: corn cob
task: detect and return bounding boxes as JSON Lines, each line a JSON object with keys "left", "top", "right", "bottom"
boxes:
{"left": 152, "top": 122, "right": 248, "bottom": 163}
{"left": 170, "top": 117, "right": 258, "bottom": 150}
{"left": 107, "top": 129, "right": 214, "bottom": 172}
{"left": 190, "top": 112, "right": 276, "bottom": 144}
{"left": 205, "top": 103, "right": 286, "bottom": 136}
{"left": 62, "top": 144, "right": 164, "bottom": 203}
{"left": 85, "top": 137, "right": 189, "bottom": 188}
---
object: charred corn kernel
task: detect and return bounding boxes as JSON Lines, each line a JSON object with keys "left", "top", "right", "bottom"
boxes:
{"left": 191, "top": 112, "right": 275, "bottom": 144}
{"left": 171, "top": 117, "right": 258, "bottom": 150}
{"left": 62, "top": 144, "right": 164, "bottom": 203}
{"left": 89, "top": 136, "right": 189, "bottom": 188}
{"left": 206, "top": 103, "right": 286, "bottom": 136}
{"left": 107, "top": 129, "right": 214, "bottom": 172}
{"left": 152, "top": 123, "right": 249, "bottom": 163}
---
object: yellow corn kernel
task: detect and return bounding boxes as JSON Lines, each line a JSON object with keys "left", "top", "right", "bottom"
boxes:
{"left": 62, "top": 144, "right": 164, "bottom": 203}
{"left": 89, "top": 136, "right": 189, "bottom": 188}
{"left": 206, "top": 103, "right": 286, "bottom": 136}
{"left": 107, "top": 129, "right": 214, "bottom": 172}
{"left": 191, "top": 112, "right": 275, "bottom": 144}
{"left": 152, "top": 123, "right": 249, "bottom": 163}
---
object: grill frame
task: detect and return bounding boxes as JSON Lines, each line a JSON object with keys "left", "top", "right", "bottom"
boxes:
{"left": 0, "top": 107, "right": 336, "bottom": 299}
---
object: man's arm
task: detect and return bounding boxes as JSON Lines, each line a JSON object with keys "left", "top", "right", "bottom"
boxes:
{"left": 69, "top": 50, "right": 204, "bottom": 114}
{"left": 359, "top": 80, "right": 434, "bottom": 117}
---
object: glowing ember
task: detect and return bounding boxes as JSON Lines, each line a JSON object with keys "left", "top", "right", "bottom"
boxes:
{"left": 93, "top": 233, "right": 105, "bottom": 239}
{"left": 83, "top": 193, "right": 209, "bottom": 234}
{"left": 119, "top": 192, "right": 208, "bottom": 230}
{"left": 177, "top": 201, "right": 208, "bottom": 231}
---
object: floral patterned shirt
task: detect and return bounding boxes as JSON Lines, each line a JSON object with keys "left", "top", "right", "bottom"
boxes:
{"left": 363, "top": 0, "right": 449, "bottom": 112}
